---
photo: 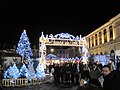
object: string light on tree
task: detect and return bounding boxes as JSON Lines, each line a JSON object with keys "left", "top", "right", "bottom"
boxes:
{"left": 16, "top": 30, "right": 33, "bottom": 62}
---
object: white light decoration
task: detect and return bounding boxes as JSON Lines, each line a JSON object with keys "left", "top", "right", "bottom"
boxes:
{"left": 72, "top": 57, "right": 74, "bottom": 60}
{"left": 46, "top": 34, "right": 48, "bottom": 38}
{"left": 39, "top": 32, "right": 46, "bottom": 69}
{"left": 49, "top": 34, "right": 54, "bottom": 38}
{"left": 76, "top": 36, "right": 80, "bottom": 40}
{"left": 50, "top": 48, "right": 54, "bottom": 52}
{"left": 75, "top": 57, "right": 79, "bottom": 60}
{"left": 39, "top": 32, "right": 89, "bottom": 66}
{"left": 54, "top": 33, "right": 75, "bottom": 39}
{"left": 81, "top": 37, "right": 89, "bottom": 64}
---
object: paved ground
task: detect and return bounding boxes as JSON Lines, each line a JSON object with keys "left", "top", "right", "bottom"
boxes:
{"left": 2, "top": 82, "right": 78, "bottom": 90}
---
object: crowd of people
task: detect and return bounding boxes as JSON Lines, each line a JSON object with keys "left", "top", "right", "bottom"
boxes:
{"left": 48, "top": 62, "right": 82, "bottom": 86}
{"left": 47, "top": 60, "right": 120, "bottom": 90}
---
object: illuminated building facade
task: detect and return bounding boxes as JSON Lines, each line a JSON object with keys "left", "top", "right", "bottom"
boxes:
{"left": 86, "top": 13, "right": 120, "bottom": 56}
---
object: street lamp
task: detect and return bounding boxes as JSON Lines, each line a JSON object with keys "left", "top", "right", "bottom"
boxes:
{"left": 50, "top": 48, "right": 54, "bottom": 52}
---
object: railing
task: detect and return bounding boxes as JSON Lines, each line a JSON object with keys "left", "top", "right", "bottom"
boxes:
{"left": 2, "top": 74, "right": 52, "bottom": 87}
{"left": 2, "top": 78, "right": 28, "bottom": 87}
{"left": 28, "top": 78, "right": 45, "bottom": 85}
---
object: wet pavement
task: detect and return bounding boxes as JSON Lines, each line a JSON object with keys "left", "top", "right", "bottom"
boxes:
{"left": 2, "top": 82, "right": 78, "bottom": 90}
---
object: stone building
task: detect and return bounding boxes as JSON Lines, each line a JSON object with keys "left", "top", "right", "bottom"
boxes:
{"left": 86, "top": 13, "right": 120, "bottom": 56}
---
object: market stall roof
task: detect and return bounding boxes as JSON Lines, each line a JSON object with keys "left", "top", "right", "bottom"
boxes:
{"left": 46, "top": 54, "right": 60, "bottom": 60}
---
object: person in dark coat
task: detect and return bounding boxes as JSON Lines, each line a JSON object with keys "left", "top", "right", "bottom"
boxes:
{"left": 102, "top": 65, "right": 120, "bottom": 90}
{"left": 77, "top": 69, "right": 91, "bottom": 89}
{"left": 70, "top": 63, "right": 75, "bottom": 84}
{"left": 77, "top": 79, "right": 103, "bottom": 90}
{"left": 53, "top": 64, "right": 59, "bottom": 85}
{"left": 56, "top": 64, "right": 61, "bottom": 84}
{"left": 90, "top": 62, "right": 101, "bottom": 79}
{"left": 64, "top": 63, "right": 71, "bottom": 87}
{"left": 60, "top": 63, "right": 64, "bottom": 84}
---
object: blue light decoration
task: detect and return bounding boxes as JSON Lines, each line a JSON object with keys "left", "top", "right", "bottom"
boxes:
{"left": 16, "top": 30, "right": 33, "bottom": 59}
{"left": 4, "top": 63, "right": 20, "bottom": 79}
{"left": 20, "top": 64, "right": 28, "bottom": 78}
{"left": 25, "top": 61, "right": 36, "bottom": 80}
{"left": 46, "top": 54, "right": 59, "bottom": 60}
{"left": 54, "top": 33, "right": 76, "bottom": 39}
{"left": 36, "top": 63, "right": 45, "bottom": 79}
{"left": 93, "top": 55, "right": 110, "bottom": 66}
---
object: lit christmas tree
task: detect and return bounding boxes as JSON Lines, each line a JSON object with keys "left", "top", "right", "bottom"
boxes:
{"left": 4, "top": 63, "right": 20, "bottom": 79}
{"left": 4, "top": 66, "right": 13, "bottom": 79}
{"left": 12, "top": 63, "right": 20, "bottom": 79}
{"left": 20, "top": 64, "right": 28, "bottom": 78}
{"left": 26, "top": 60, "right": 36, "bottom": 80}
{"left": 16, "top": 30, "right": 33, "bottom": 61}
{"left": 36, "top": 63, "right": 45, "bottom": 79}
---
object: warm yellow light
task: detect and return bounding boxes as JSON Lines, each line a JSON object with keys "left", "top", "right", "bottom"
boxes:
{"left": 51, "top": 48, "right": 54, "bottom": 52}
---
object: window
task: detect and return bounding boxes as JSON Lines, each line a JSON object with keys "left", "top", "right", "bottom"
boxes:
{"left": 95, "top": 34, "right": 97, "bottom": 46}
{"left": 75, "top": 49, "right": 78, "bottom": 52}
{"left": 99, "top": 32, "right": 102, "bottom": 44}
{"left": 60, "top": 50, "right": 62, "bottom": 54}
{"left": 104, "top": 29, "right": 107, "bottom": 43}
{"left": 92, "top": 36, "right": 94, "bottom": 47}
{"left": 75, "top": 54, "right": 77, "bottom": 57}
{"left": 100, "top": 52, "right": 103, "bottom": 55}
{"left": 63, "top": 51, "right": 65, "bottom": 53}
{"left": 63, "top": 54, "right": 66, "bottom": 58}
{"left": 109, "top": 25, "right": 113, "bottom": 41}
{"left": 89, "top": 38, "right": 91, "bottom": 48}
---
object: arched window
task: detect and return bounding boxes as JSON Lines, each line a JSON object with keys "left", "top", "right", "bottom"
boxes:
{"left": 92, "top": 36, "right": 94, "bottom": 47}
{"left": 99, "top": 32, "right": 102, "bottom": 44}
{"left": 100, "top": 52, "right": 103, "bottom": 55}
{"left": 95, "top": 34, "right": 98, "bottom": 46}
{"left": 89, "top": 38, "right": 91, "bottom": 48}
{"left": 104, "top": 29, "right": 107, "bottom": 43}
{"left": 109, "top": 25, "right": 113, "bottom": 41}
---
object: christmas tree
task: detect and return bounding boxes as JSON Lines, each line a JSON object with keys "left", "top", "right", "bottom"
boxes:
{"left": 4, "top": 63, "right": 20, "bottom": 79}
{"left": 4, "top": 66, "right": 13, "bottom": 79}
{"left": 12, "top": 63, "right": 20, "bottom": 79}
{"left": 26, "top": 60, "right": 36, "bottom": 80}
{"left": 16, "top": 30, "right": 33, "bottom": 59}
{"left": 20, "top": 64, "right": 28, "bottom": 78}
{"left": 36, "top": 63, "right": 45, "bottom": 79}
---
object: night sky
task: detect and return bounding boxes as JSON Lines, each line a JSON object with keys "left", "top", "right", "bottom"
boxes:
{"left": 0, "top": 0, "right": 120, "bottom": 49}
